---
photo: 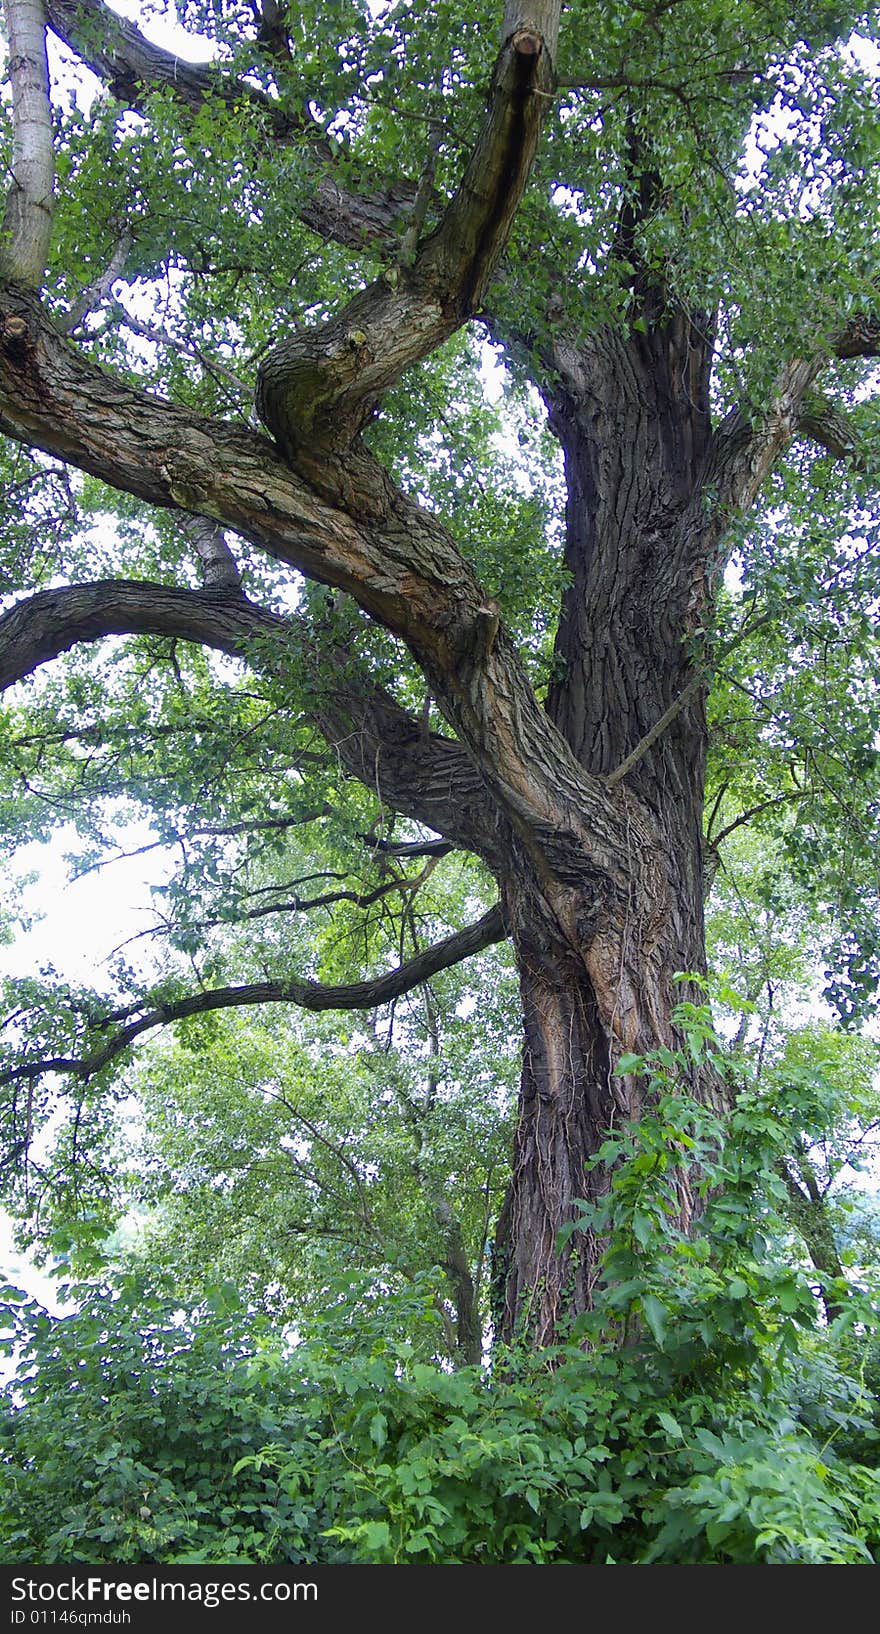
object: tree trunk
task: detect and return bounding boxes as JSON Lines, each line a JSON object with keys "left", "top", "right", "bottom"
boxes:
{"left": 494, "top": 310, "right": 727, "bottom": 1344}
{"left": 435, "top": 1199, "right": 483, "bottom": 1366}
{"left": 1, "top": 0, "right": 54, "bottom": 287}
{"left": 780, "top": 1151, "right": 845, "bottom": 1324}
{"left": 493, "top": 846, "right": 724, "bottom": 1345}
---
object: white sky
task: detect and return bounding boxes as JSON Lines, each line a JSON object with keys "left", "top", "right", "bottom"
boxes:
{"left": 0, "top": 823, "right": 172, "bottom": 986}
{"left": 0, "top": 825, "right": 172, "bottom": 1303}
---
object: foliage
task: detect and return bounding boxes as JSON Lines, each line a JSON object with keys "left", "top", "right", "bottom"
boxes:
{"left": 0, "top": 814, "right": 518, "bottom": 1359}
{"left": 0, "top": 1273, "right": 342, "bottom": 1565}
{"left": 4, "top": 1044, "right": 880, "bottom": 1566}
{"left": 706, "top": 467, "right": 880, "bottom": 1022}
{"left": 120, "top": 980, "right": 517, "bottom": 1350}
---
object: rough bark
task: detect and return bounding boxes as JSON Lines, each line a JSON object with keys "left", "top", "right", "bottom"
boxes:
{"left": 493, "top": 832, "right": 723, "bottom": 1345}
{"left": 546, "top": 313, "right": 717, "bottom": 964}
{"left": 255, "top": 1, "right": 559, "bottom": 456}
{"left": 491, "top": 308, "right": 728, "bottom": 1343}
{"left": 0, "top": 293, "right": 825, "bottom": 1346}
{"left": 0, "top": 284, "right": 633, "bottom": 919}
{"left": 487, "top": 280, "right": 869, "bottom": 1339}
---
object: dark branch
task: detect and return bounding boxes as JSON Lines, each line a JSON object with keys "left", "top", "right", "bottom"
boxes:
{"left": 163, "top": 866, "right": 440, "bottom": 940}
{"left": 315, "top": 680, "right": 510, "bottom": 869}
{"left": 0, "top": 574, "right": 500, "bottom": 860}
{"left": 45, "top": 0, "right": 306, "bottom": 135}
{"left": 797, "top": 393, "right": 864, "bottom": 467}
{"left": 193, "top": 810, "right": 333, "bottom": 839}
{"left": 0, "top": 577, "right": 285, "bottom": 691}
{"left": 707, "top": 789, "right": 809, "bottom": 849}
{"left": 45, "top": 0, "right": 417, "bottom": 269}
{"left": 362, "top": 835, "right": 456, "bottom": 860}
{"left": 1, "top": 903, "right": 507, "bottom": 1087}
{"left": 833, "top": 313, "right": 880, "bottom": 360}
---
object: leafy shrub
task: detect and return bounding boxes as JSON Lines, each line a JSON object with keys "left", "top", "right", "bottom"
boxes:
{"left": 3, "top": 1270, "right": 878, "bottom": 1564}
{"left": 3, "top": 1011, "right": 879, "bottom": 1565}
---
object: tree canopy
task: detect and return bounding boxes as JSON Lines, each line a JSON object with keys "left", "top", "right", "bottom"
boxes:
{"left": 0, "top": 0, "right": 879, "bottom": 1465}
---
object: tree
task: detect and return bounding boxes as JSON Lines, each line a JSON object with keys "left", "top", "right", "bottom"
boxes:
{"left": 119, "top": 960, "right": 520, "bottom": 1367}
{"left": 0, "top": 0, "right": 878, "bottom": 1346}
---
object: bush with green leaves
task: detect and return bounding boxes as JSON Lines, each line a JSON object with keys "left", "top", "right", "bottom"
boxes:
{"left": 0, "top": 1276, "right": 340, "bottom": 1564}
{"left": 3, "top": 1018, "right": 880, "bottom": 1566}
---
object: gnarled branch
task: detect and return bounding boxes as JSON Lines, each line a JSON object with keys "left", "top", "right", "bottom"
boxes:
{"left": 0, "top": 283, "right": 629, "bottom": 901}
{"left": 797, "top": 392, "right": 864, "bottom": 468}
{"left": 0, "top": 573, "right": 501, "bottom": 860}
{"left": 833, "top": 312, "right": 880, "bottom": 360}
{"left": 45, "top": 0, "right": 303, "bottom": 134}
{"left": 0, "top": 577, "right": 284, "bottom": 691}
{"left": 1, "top": 903, "right": 508, "bottom": 1087}
{"left": 255, "top": 1, "right": 561, "bottom": 454}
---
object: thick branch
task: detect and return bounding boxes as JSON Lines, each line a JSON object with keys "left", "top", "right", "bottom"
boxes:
{"left": 0, "top": 283, "right": 473, "bottom": 636}
{"left": 1, "top": 904, "right": 507, "bottom": 1086}
{"left": 297, "top": 178, "right": 419, "bottom": 260}
{"left": 796, "top": 392, "right": 864, "bottom": 467}
{"left": 314, "top": 679, "right": 512, "bottom": 870}
{"left": 706, "top": 312, "right": 879, "bottom": 525}
{"left": 0, "top": 574, "right": 499, "bottom": 859}
{"left": 44, "top": 0, "right": 303, "bottom": 134}
{"left": 0, "top": 285, "right": 632, "bottom": 906}
{"left": 0, "top": 577, "right": 284, "bottom": 690}
{"left": 833, "top": 313, "right": 880, "bottom": 360}
{"left": 0, "top": 7, "right": 597, "bottom": 896}
{"left": 255, "top": 1, "right": 561, "bottom": 453}
{"left": 179, "top": 515, "right": 243, "bottom": 591}
{"left": 1, "top": 0, "right": 54, "bottom": 286}
{"left": 706, "top": 357, "right": 822, "bottom": 521}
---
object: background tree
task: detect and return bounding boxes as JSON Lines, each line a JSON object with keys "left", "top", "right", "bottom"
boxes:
{"left": 112, "top": 934, "right": 520, "bottom": 1367}
{"left": 0, "top": 0, "right": 878, "bottom": 1346}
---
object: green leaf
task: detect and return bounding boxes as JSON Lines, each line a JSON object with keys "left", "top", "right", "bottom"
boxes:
{"left": 641, "top": 1294, "right": 668, "bottom": 1349}
{"left": 615, "top": 1053, "right": 646, "bottom": 1076}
